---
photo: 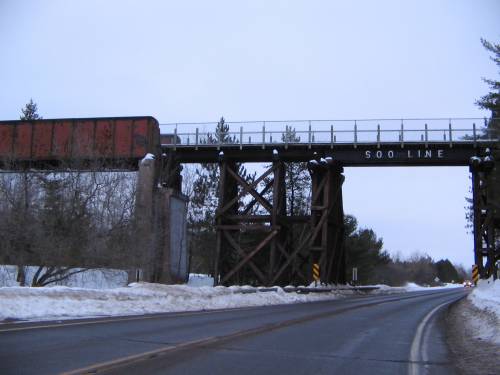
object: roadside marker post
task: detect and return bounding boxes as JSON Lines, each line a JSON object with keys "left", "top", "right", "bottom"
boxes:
{"left": 312, "top": 263, "right": 320, "bottom": 286}
{"left": 352, "top": 267, "right": 358, "bottom": 286}
{"left": 472, "top": 265, "right": 479, "bottom": 285}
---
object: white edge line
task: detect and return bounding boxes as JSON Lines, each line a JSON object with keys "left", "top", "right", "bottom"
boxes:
{"left": 408, "top": 300, "right": 451, "bottom": 375}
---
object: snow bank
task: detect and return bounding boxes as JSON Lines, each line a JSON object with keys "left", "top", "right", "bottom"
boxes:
{"left": 404, "top": 282, "right": 462, "bottom": 291}
{"left": 0, "top": 282, "right": 344, "bottom": 322}
{"left": 467, "top": 277, "right": 500, "bottom": 344}
{"left": 469, "top": 278, "right": 500, "bottom": 315}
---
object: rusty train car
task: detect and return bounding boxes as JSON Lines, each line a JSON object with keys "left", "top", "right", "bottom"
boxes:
{"left": 0, "top": 116, "right": 160, "bottom": 168}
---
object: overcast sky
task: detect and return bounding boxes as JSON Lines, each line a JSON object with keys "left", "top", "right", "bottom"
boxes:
{"left": 1, "top": 0, "right": 499, "bottom": 269}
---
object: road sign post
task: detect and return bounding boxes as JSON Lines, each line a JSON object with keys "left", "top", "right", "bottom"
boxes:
{"left": 313, "top": 263, "right": 320, "bottom": 286}
{"left": 352, "top": 267, "right": 358, "bottom": 285}
{"left": 472, "top": 264, "right": 479, "bottom": 285}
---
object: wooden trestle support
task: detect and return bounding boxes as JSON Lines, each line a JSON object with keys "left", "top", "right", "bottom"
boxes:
{"left": 470, "top": 150, "right": 498, "bottom": 280}
{"left": 213, "top": 154, "right": 346, "bottom": 286}
{"left": 307, "top": 158, "right": 346, "bottom": 285}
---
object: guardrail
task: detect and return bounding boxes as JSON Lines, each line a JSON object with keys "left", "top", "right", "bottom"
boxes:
{"left": 160, "top": 118, "right": 498, "bottom": 149}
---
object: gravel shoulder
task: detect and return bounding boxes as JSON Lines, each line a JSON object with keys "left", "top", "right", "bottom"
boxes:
{"left": 445, "top": 297, "right": 499, "bottom": 375}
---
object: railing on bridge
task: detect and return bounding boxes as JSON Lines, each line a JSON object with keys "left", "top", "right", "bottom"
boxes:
{"left": 160, "top": 118, "right": 498, "bottom": 148}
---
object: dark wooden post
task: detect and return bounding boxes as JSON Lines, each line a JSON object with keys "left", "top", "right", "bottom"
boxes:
{"left": 269, "top": 159, "right": 286, "bottom": 285}
{"left": 214, "top": 158, "right": 238, "bottom": 285}
{"left": 470, "top": 152, "right": 498, "bottom": 280}
{"left": 308, "top": 157, "right": 345, "bottom": 284}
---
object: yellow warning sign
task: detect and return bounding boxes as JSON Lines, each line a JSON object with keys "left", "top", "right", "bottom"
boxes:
{"left": 313, "top": 263, "right": 320, "bottom": 282}
{"left": 472, "top": 264, "right": 479, "bottom": 284}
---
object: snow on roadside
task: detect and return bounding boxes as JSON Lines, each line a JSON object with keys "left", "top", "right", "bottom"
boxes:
{"left": 403, "top": 282, "right": 462, "bottom": 291}
{"left": 0, "top": 277, "right": 465, "bottom": 323}
{"left": 467, "top": 277, "right": 500, "bottom": 344}
{"left": 0, "top": 282, "right": 345, "bottom": 322}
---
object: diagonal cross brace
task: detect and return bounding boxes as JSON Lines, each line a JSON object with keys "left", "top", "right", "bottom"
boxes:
{"left": 221, "top": 230, "right": 278, "bottom": 285}
{"left": 222, "top": 230, "right": 268, "bottom": 285}
{"left": 216, "top": 164, "right": 275, "bottom": 217}
{"left": 226, "top": 166, "right": 273, "bottom": 213}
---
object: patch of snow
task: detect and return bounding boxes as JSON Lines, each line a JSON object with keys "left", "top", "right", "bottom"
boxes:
{"left": 0, "top": 282, "right": 347, "bottom": 322}
{"left": 0, "top": 277, "right": 468, "bottom": 323}
{"left": 273, "top": 149, "right": 278, "bottom": 155}
{"left": 142, "top": 153, "right": 155, "bottom": 160}
{"left": 187, "top": 273, "right": 214, "bottom": 287}
{"left": 467, "top": 277, "right": 500, "bottom": 344}
{"left": 309, "top": 160, "right": 319, "bottom": 165}
{"left": 403, "top": 282, "right": 461, "bottom": 291}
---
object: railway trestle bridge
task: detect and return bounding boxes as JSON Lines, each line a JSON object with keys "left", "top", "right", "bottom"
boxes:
{"left": 0, "top": 116, "right": 498, "bottom": 285}
{"left": 161, "top": 118, "right": 499, "bottom": 285}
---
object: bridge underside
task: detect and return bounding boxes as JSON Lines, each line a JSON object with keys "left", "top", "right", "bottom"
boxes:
{"left": 212, "top": 157, "right": 346, "bottom": 286}
{"left": 163, "top": 142, "right": 480, "bottom": 166}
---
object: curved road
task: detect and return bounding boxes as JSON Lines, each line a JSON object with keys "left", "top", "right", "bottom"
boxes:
{"left": 0, "top": 288, "right": 467, "bottom": 374}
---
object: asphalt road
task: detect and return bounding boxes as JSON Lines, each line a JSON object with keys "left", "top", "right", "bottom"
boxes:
{"left": 0, "top": 288, "right": 467, "bottom": 375}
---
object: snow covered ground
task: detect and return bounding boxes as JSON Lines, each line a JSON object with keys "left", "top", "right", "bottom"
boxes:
{"left": 466, "top": 277, "right": 500, "bottom": 344}
{"left": 0, "top": 282, "right": 349, "bottom": 322}
{"left": 0, "top": 274, "right": 463, "bottom": 322}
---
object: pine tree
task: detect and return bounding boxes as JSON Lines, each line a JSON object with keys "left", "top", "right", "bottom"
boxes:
{"left": 15, "top": 99, "right": 43, "bottom": 285}
{"left": 188, "top": 117, "right": 255, "bottom": 275}
{"left": 435, "top": 259, "right": 459, "bottom": 283}
{"left": 20, "top": 99, "right": 42, "bottom": 120}
{"left": 475, "top": 39, "right": 500, "bottom": 245}
{"left": 281, "top": 126, "right": 311, "bottom": 216}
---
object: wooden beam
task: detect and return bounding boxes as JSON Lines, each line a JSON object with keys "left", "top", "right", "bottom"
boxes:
{"left": 221, "top": 230, "right": 278, "bottom": 285}
{"left": 242, "top": 179, "right": 274, "bottom": 215}
{"left": 222, "top": 231, "right": 267, "bottom": 285}
{"left": 216, "top": 164, "right": 276, "bottom": 217}
{"left": 226, "top": 166, "right": 273, "bottom": 213}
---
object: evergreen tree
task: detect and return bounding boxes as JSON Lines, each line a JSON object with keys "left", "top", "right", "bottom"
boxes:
{"left": 15, "top": 99, "right": 42, "bottom": 285}
{"left": 188, "top": 117, "right": 255, "bottom": 275}
{"left": 344, "top": 215, "right": 390, "bottom": 284}
{"left": 20, "top": 99, "right": 42, "bottom": 120}
{"left": 475, "top": 39, "right": 500, "bottom": 246}
{"left": 476, "top": 39, "right": 500, "bottom": 119}
{"left": 281, "top": 126, "right": 310, "bottom": 216}
{"left": 435, "top": 259, "right": 459, "bottom": 283}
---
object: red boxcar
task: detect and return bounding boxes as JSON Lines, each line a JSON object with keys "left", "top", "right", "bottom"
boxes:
{"left": 0, "top": 116, "right": 160, "bottom": 165}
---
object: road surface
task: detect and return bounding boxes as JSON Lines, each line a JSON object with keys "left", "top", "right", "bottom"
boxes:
{"left": 0, "top": 288, "right": 467, "bottom": 374}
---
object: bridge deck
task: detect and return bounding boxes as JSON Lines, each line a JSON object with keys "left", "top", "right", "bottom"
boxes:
{"left": 161, "top": 117, "right": 497, "bottom": 166}
{"left": 163, "top": 141, "right": 493, "bottom": 166}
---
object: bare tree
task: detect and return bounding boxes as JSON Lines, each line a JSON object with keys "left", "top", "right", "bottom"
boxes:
{"left": 0, "top": 166, "right": 139, "bottom": 286}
